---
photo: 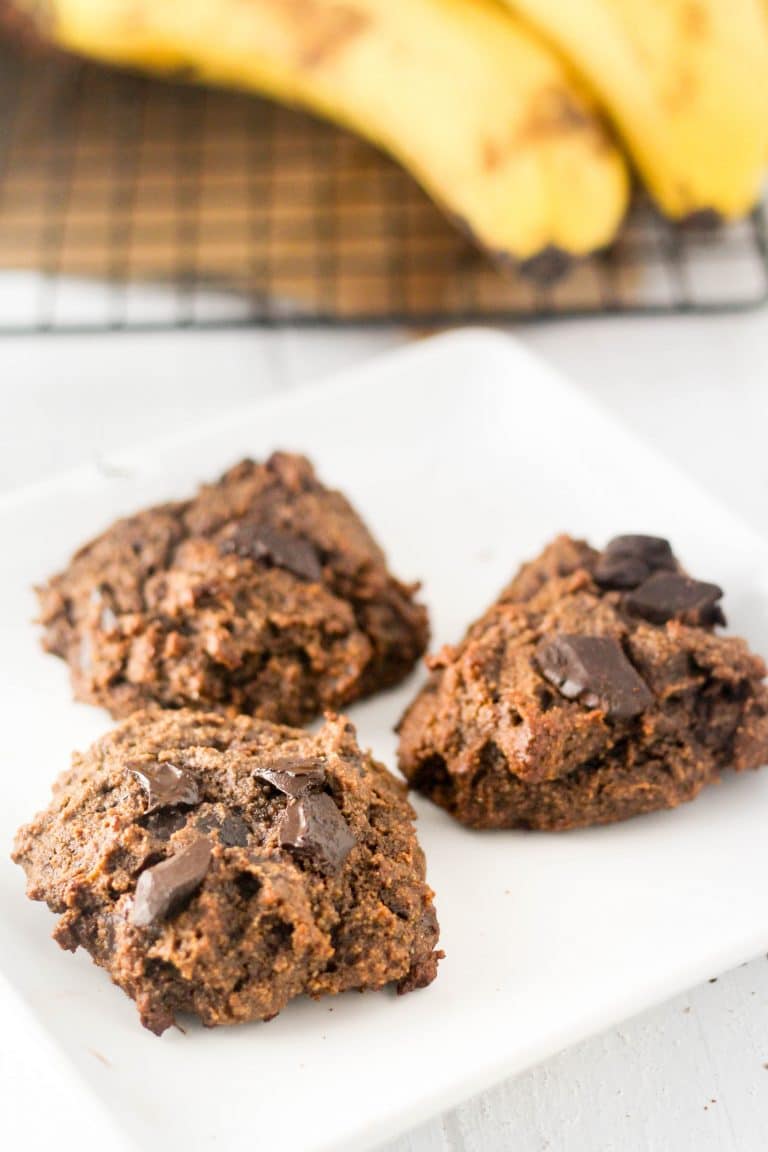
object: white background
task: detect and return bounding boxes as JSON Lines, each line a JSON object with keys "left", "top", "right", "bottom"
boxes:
{"left": 2, "top": 310, "right": 768, "bottom": 1151}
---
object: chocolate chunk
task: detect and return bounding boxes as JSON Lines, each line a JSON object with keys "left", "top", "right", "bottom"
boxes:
{"left": 625, "top": 571, "right": 726, "bottom": 627}
{"left": 195, "top": 811, "right": 251, "bottom": 847}
{"left": 535, "top": 634, "right": 653, "bottom": 720}
{"left": 608, "top": 536, "right": 674, "bottom": 563}
{"left": 594, "top": 556, "right": 649, "bottom": 589}
{"left": 132, "top": 837, "right": 212, "bottom": 927}
{"left": 278, "top": 793, "right": 355, "bottom": 874}
{"left": 140, "top": 808, "right": 188, "bottom": 840}
{"left": 594, "top": 535, "right": 675, "bottom": 590}
{"left": 222, "top": 521, "right": 322, "bottom": 582}
{"left": 254, "top": 755, "right": 326, "bottom": 797}
{"left": 219, "top": 815, "right": 250, "bottom": 847}
{"left": 132, "top": 762, "right": 200, "bottom": 814}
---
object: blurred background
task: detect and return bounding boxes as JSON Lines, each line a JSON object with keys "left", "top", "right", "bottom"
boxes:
{"left": 0, "top": 1, "right": 766, "bottom": 331}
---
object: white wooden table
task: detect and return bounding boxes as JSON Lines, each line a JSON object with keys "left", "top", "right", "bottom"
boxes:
{"left": 2, "top": 311, "right": 768, "bottom": 1152}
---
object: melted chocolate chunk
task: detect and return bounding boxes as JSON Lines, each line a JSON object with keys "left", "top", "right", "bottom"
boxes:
{"left": 140, "top": 808, "right": 188, "bottom": 841}
{"left": 254, "top": 755, "right": 326, "bottom": 797}
{"left": 131, "top": 837, "right": 212, "bottom": 927}
{"left": 222, "top": 521, "right": 322, "bottom": 582}
{"left": 594, "top": 535, "right": 675, "bottom": 590}
{"left": 278, "top": 793, "right": 355, "bottom": 874}
{"left": 535, "top": 634, "right": 653, "bottom": 720}
{"left": 625, "top": 571, "right": 726, "bottom": 627}
{"left": 197, "top": 811, "right": 251, "bottom": 847}
{"left": 219, "top": 814, "right": 251, "bottom": 847}
{"left": 131, "top": 762, "right": 200, "bottom": 814}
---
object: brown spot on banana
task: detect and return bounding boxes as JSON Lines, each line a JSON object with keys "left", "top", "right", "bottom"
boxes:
{"left": 680, "top": 1, "right": 709, "bottom": 40}
{"left": 482, "top": 139, "right": 503, "bottom": 172}
{"left": 518, "top": 87, "right": 614, "bottom": 153}
{"left": 482, "top": 87, "right": 614, "bottom": 173}
{"left": 530, "top": 87, "right": 593, "bottom": 132}
{"left": 663, "top": 67, "right": 698, "bottom": 116}
{"left": 263, "top": 0, "right": 370, "bottom": 69}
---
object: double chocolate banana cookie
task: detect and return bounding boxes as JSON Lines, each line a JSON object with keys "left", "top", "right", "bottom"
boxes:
{"left": 398, "top": 534, "right": 768, "bottom": 830}
{"left": 37, "top": 453, "right": 428, "bottom": 725}
{"left": 13, "top": 709, "right": 441, "bottom": 1034}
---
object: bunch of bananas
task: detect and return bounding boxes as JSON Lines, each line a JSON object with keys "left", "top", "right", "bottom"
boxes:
{"left": 6, "top": 0, "right": 768, "bottom": 272}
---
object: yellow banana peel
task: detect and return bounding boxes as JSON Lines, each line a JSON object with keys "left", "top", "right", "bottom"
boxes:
{"left": 4, "top": 0, "right": 629, "bottom": 263}
{"left": 501, "top": 0, "right": 768, "bottom": 219}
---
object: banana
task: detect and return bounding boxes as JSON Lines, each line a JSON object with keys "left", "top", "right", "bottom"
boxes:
{"left": 3, "top": 0, "right": 629, "bottom": 264}
{"left": 500, "top": 0, "right": 768, "bottom": 219}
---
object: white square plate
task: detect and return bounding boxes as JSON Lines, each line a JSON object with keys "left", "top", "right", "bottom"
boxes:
{"left": 3, "top": 330, "right": 768, "bottom": 1152}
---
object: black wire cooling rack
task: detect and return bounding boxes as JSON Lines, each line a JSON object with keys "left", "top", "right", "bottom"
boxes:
{"left": 0, "top": 41, "right": 766, "bottom": 333}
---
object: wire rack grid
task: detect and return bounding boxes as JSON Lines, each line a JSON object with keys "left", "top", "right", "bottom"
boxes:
{"left": 0, "top": 42, "right": 766, "bottom": 333}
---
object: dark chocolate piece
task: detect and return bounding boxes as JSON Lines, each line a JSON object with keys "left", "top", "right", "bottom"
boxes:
{"left": 222, "top": 521, "right": 322, "bottom": 583}
{"left": 606, "top": 536, "right": 674, "bottom": 564}
{"left": 254, "top": 755, "right": 326, "bottom": 797}
{"left": 131, "top": 762, "right": 200, "bottom": 814}
{"left": 535, "top": 634, "right": 653, "bottom": 720}
{"left": 132, "top": 837, "right": 212, "bottom": 927}
{"left": 278, "top": 792, "right": 355, "bottom": 874}
{"left": 140, "top": 808, "right": 188, "bottom": 840}
{"left": 594, "top": 535, "right": 675, "bottom": 590}
{"left": 625, "top": 571, "right": 726, "bottom": 627}
{"left": 218, "top": 814, "right": 251, "bottom": 847}
{"left": 195, "top": 811, "right": 251, "bottom": 847}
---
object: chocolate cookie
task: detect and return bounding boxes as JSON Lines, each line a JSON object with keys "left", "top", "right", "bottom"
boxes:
{"left": 37, "top": 454, "right": 428, "bottom": 725}
{"left": 397, "top": 535, "right": 768, "bottom": 830}
{"left": 13, "top": 710, "right": 441, "bottom": 1034}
